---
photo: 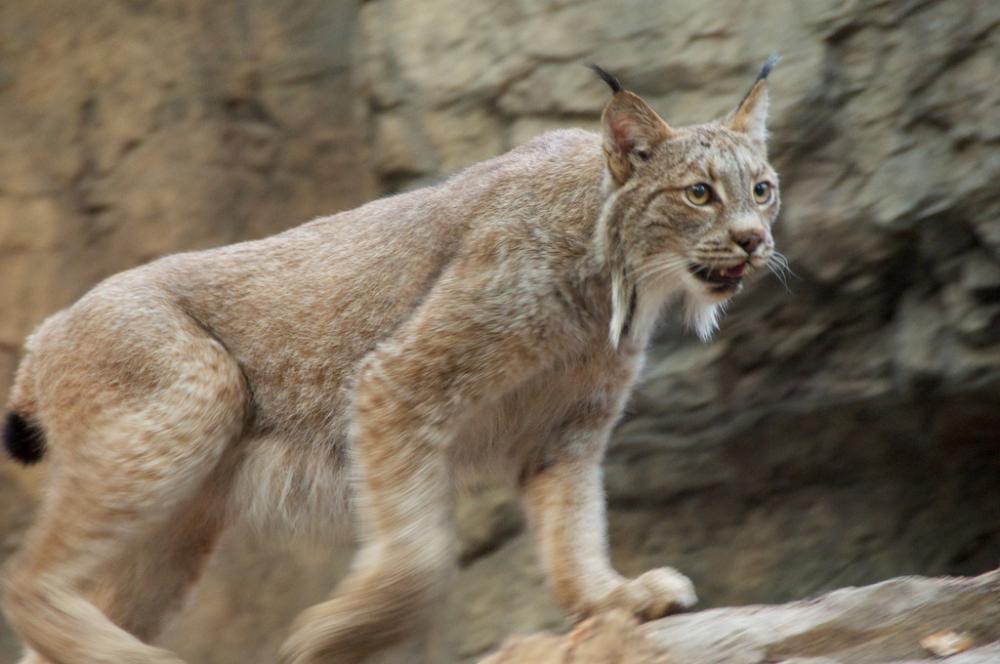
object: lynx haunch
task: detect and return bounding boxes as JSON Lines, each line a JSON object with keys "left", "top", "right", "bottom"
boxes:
{"left": 3, "top": 57, "right": 781, "bottom": 664}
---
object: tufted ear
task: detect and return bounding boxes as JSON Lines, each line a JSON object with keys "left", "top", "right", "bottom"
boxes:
{"left": 727, "top": 54, "right": 779, "bottom": 147}
{"left": 590, "top": 65, "right": 673, "bottom": 186}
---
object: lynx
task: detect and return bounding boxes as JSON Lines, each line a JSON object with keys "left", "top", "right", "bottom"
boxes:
{"left": 2, "top": 57, "right": 781, "bottom": 664}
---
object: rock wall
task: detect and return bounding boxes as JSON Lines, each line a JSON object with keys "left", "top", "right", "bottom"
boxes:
{"left": 2, "top": 1, "right": 999, "bottom": 662}
{"left": 0, "top": 0, "right": 374, "bottom": 417}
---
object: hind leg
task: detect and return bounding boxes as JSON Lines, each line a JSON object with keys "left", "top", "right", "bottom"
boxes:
{"left": 2, "top": 327, "right": 246, "bottom": 664}
{"left": 5, "top": 482, "right": 228, "bottom": 664}
{"left": 3, "top": 448, "right": 229, "bottom": 664}
{"left": 11, "top": 489, "right": 226, "bottom": 664}
{"left": 90, "top": 474, "right": 231, "bottom": 644}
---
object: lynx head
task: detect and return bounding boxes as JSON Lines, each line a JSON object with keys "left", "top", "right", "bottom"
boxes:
{"left": 591, "top": 56, "right": 781, "bottom": 346}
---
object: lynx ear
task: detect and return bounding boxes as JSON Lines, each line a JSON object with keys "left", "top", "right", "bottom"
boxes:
{"left": 727, "top": 54, "right": 779, "bottom": 147}
{"left": 590, "top": 65, "right": 672, "bottom": 186}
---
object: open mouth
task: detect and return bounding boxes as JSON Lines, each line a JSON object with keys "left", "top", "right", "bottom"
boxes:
{"left": 688, "top": 262, "right": 746, "bottom": 291}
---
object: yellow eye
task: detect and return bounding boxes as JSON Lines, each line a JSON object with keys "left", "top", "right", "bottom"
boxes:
{"left": 685, "top": 183, "right": 712, "bottom": 206}
{"left": 753, "top": 181, "right": 772, "bottom": 204}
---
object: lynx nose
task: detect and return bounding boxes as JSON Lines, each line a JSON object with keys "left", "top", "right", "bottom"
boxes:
{"left": 732, "top": 228, "right": 765, "bottom": 255}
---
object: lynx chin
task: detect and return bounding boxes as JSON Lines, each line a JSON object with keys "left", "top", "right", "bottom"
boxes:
{"left": 3, "top": 56, "right": 782, "bottom": 664}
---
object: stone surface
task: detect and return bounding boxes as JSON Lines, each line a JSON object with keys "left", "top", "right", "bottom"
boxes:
{"left": 480, "top": 572, "right": 1000, "bottom": 664}
{"left": 480, "top": 610, "right": 668, "bottom": 664}
{"left": 2, "top": 1, "right": 1000, "bottom": 663}
{"left": 0, "top": 0, "right": 374, "bottom": 366}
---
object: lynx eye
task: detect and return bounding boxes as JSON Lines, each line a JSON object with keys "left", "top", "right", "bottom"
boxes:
{"left": 753, "top": 181, "right": 772, "bottom": 204}
{"left": 685, "top": 183, "right": 712, "bottom": 206}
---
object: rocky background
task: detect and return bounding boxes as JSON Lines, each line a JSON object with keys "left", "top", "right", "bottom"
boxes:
{"left": 1, "top": 1, "right": 998, "bottom": 662}
{"left": 484, "top": 572, "right": 1000, "bottom": 664}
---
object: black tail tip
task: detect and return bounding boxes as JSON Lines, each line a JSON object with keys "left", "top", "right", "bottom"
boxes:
{"left": 3, "top": 411, "right": 46, "bottom": 464}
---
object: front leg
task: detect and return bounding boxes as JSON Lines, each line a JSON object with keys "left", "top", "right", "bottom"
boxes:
{"left": 278, "top": 353, "right": 456, "bottom": 664}
{"left": 280, "top": 267, "right": 559, "bottom": 664}
{"left": 521, "top": 441, "right": 697, "bottom": 621}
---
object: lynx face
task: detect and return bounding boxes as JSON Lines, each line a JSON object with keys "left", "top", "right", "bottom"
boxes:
{"left": 625, "top": 124, "right": 780, "bottom": 302}
{"left": 592, "top": 56, "right": 781, "bottom": 342}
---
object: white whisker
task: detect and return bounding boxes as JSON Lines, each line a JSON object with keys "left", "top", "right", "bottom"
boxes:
{"left": 767, "top": 263, "right": 790, "bottom": 292}
{"left": 636, "top": 264, "right": 685, "bottom": 284}
{"left": 634, "top": 256, "right": 688, "bottom": 283}
{"left": 765, "top": 253, "right": 793, "bottom": 293}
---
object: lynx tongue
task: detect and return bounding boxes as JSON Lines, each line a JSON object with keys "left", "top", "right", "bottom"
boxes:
{"left": 690, "top": 261, "right": 747, "bottom": 286}
{"left": 721, "top": 264, "right": 746, "bottom": 279}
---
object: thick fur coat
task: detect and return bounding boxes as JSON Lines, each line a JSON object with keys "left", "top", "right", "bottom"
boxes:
{"left": 2, "top": 59, "right": 781, "bottom": 664}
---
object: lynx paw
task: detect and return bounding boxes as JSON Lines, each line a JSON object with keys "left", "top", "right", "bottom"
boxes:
{"left": 592, "top": 568, "right": 697, "bottom": 621}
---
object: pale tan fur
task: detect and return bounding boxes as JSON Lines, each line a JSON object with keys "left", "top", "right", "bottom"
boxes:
{"left": 2, "top": 61, "right": 780, "bottom": 664}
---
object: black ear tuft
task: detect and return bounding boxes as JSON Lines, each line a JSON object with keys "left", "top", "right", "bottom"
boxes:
{"left": 3, "top": 411, "right": 46, "bottom": 464}
{"left": 756, "top": 53, "right": 780, "bottom": 82}
{"left": 587, "top": 64, "right": 623, "bottom": 94}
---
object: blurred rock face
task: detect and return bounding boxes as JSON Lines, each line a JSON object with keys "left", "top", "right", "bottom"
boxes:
{"left": 1, "top": 1, "right": 998, "bottom": 663}
{"left": 481, "top": 572, "right": 1000, "bottom": 664}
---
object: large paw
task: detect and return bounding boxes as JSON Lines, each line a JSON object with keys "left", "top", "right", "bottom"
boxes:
{"left": 592, "top": 568, "right": 697, "bottom": 621}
